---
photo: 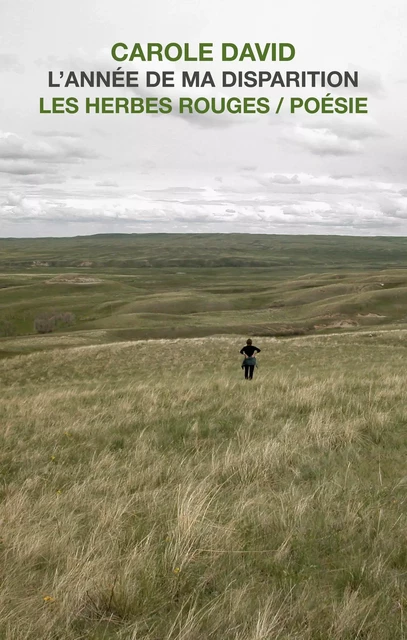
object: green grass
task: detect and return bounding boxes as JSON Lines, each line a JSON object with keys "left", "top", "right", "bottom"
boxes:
{"left": 2, "top": 233, "right": 407, "bottom": 269}
{"left": 3, "top": 233, "right": 407, "bottom": 348}
{"left": 1, "top": 267, "right": 407, "bottom": 350}
{"left": 2, "top": 234, "right": 407, "bottom": 637}
{"left": 0, "top": 332, "right": 406, "bottom": 638}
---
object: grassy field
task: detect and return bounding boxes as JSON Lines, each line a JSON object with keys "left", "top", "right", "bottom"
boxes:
{"left": 2, "top": 266, "right": 407, "bottom": 350}
{"left": 2, "top": 234, "right": 407, "bottom": 270}
{"left": 1, "top": 331, "right": 406, "bottom": 639}
{"left": 2, "top": 233, "right": 407, "bottom": 350}
{"left": 1, "top": 234, "right": 406, "bottom": 638}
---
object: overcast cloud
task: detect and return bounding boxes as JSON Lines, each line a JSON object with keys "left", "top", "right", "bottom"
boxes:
{"left": 0, "top": 0, "right": 406, "bottom": 237}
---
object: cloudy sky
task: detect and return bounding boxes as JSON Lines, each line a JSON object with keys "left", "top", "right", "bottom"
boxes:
{"left": 1, "top": 0, "right": 407, "bottom": 237}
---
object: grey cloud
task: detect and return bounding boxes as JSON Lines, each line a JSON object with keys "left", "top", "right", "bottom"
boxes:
{"left": 172, "top": 212, "right": 221, "bottom": 223}
{"left": 0, "top": 160, "right": 60, "bottom": 175}
{"left": 347, "top": 64, "right": 385, "bottom": 97}
{"left": 216, "top": 174, "right": 398, "bottom": 198}
{"left": 378, "top": 198, "right": 397, "bottom": 216}
{"left": 0, "top": 132, "right": 97, "bottom": 162}
{"left": 0, "top": 54, "right": 24, "bottom": 74}
{"left": 0, "top": 132, "right": 96, "bottom": 189}
{"left": 282, "top": 205, "right": 318, "bottom": 216}
{"left": 278, "top": 203, "right": 401, "bottom": 230}
{"left": 279, "top": 112, "right": 384, "bottom": 157}
{"left": 151, "top": 198, "right": 227, "bottom": 206}
{"left": 144, "top": 186, "right": 206, "bottom": 195}
{"left": 306, "top": 117, "right": 385, "bottom": 141}
{"left": 2, "top": 193, "right": 23, "bottom": 206}
{"left": 33, "top": 131, "right": 83, "bottom": 139}
{"left": 266, "top": 174, "right": 300, "bottom": 185}
{"left": 254, "top": 183, "right": 384, "bottom": 196}
{"left": 35, "top": 53, "right": 87, "bottom": 70}
{"left": 140, "top": 159, "right": 157, "bottom": 174}
{"left": 91, "top": 128, "right": 109, "bottom": 138}
{"left": 36, "top": 50, "right": 243, "bottom": 131}
{"left": 281, "top": 125, "right": 362, "bottom": 156}
{"left": 95, "top": 180, "right": 119, "bottom": 187}
{"left": 377, "top": 194, "right": 407, "bottom": 219}
{"left": 177, "top": 111, "right": 241, "bottom": 130}
{"left": 170, "top": 197, "right": 301, "bottom": 207}
{"left": 15, "top": 175, "right": 66, "bottom": 185}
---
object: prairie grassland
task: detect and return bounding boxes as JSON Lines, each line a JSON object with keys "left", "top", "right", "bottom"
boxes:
{"left": 0, "top": 333, "right": 406, "bottom": 639}
{"left": 4, "top": 264, "right": 407, "bottom": 343}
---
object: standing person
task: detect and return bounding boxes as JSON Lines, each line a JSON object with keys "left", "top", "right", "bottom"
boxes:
{"left": 240, "top": 338, "right": 261, "bottom": 380}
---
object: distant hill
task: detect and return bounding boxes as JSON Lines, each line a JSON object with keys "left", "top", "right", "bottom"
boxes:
{"left": 2, "top": 234, "right": 407, "bottom": 351}
{"left": 1, "top": 233, "right": 407, "bottom": 270}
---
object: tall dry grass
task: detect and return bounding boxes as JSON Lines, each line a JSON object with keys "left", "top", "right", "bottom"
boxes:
{"left": 0, "top": 333, "right": 406, "bottom": 638}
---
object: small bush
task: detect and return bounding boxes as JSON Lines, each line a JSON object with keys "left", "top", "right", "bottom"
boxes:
{"left": 34, "top": 315, "right": 55, "bottom": 334}
{"left": 57, "top": 312, "right": 76, "bottom": 326}
{"left": 34, "top": 311, "right": 76, "bottom": 334}
{"left": 0, "top": 319, "right": 17, "bottom": 337}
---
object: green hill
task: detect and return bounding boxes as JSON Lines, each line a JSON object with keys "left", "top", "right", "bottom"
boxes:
{"left": 1, "top": 234, "right": 407, "bottom": 356}
{"left": 1, "top": 233, "right": 407, "bottom": 270}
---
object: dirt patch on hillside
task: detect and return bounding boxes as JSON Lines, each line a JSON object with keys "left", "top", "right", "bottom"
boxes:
{"left": 357, "top": 313, "right": 386, "bottom": 318}
{"left": 45, "top": 274, "right": 103, "bottom": 285}
{"left": 314, "top": 318, "right": 359, "bottom": 330}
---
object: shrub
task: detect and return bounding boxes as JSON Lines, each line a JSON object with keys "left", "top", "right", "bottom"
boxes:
{"left": 34, "top": 315, "right": 55, "bottom": 334}
{"left": 34, "top": 311, "right": 76, "bottom": 334}
{"left": 57, "top": 312, "right": 76, "bottom": 326}
{"left": 0, "top": 319, "right": 17, "bottom": 337}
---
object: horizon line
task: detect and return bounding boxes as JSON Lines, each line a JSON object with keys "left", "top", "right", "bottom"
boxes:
{"left": 1, "top": 231, "right": 407, "bottom": 241}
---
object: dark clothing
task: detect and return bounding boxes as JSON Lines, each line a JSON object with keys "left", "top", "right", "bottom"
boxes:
{"left": 240, "top": 345, "right": 261, "bottom": 379}
{"left": 240, "top": 345, "right": 261, "bottom": 357}
{"left": 244, "top": 364, "right": 255, "bottom": 379}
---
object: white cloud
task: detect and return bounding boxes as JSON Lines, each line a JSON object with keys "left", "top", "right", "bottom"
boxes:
{"left": 1, "top": 0, "right": 406, "bottom": 236}
{"left": 309, "top": 116, "right": 385, "bottom": 141}
{"left": 281, "top": 125, "right": 363, "bottom": 155}
{"left": 2, "top": 171, "right": 407, "bottom": 235}
{"left": 3, "top": 192, "right": 24, "bottom": 206}
{"left": 262, "top": 174, "right": 301, "bottom": 185}
{"left": 0, "top": 132, "right": 96, "bottom": 162}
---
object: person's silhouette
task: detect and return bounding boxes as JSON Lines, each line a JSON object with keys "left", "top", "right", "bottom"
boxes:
{"left": 240, "top": 338, "right": 261, "bottom": 380}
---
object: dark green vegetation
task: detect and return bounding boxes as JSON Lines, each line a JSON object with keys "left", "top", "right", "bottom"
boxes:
{"left": 1, "top": 234, "right": 407, "bottom": 356}
{"left": 1, "top": 233, "right": 407, "bottom": 269}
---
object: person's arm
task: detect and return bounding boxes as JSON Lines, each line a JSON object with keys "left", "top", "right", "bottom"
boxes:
{"left": 255, "top": 347, "right": 261, "bottom": 353}
{"left": 240, "top": 348, "right": 245, "bottom": 355}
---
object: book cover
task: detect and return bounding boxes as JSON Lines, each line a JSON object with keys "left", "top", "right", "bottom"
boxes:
{"left": 1, "top": 1, "right": 406, "bottom": 638}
